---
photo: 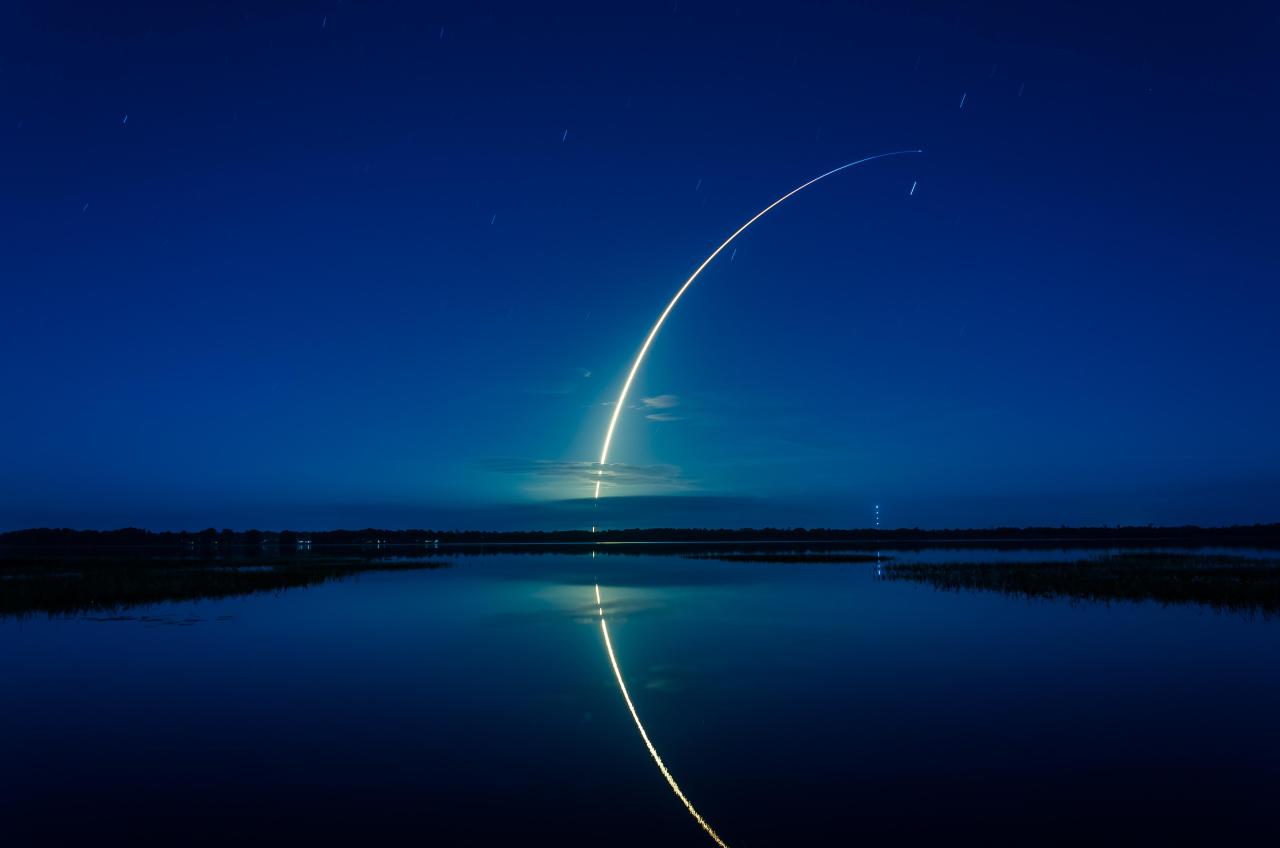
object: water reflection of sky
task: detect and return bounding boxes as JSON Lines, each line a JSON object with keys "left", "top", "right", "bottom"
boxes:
{"left": 3, "top": 549, "right": 1280, "bottom": 844}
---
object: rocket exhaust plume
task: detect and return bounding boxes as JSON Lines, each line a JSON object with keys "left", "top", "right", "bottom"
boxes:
{"left": 593, "top": 150, "right": 922, "bottom": 499}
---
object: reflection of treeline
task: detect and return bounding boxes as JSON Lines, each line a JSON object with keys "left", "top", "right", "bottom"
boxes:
{"left": 882, "top": 552, "right": 1280, "bottom": 616}
{"left": 682, "top": 552, "right": 885, "bottom": 564}
{"left": 5, "top": 523, "right": 1280, "bottom": 559}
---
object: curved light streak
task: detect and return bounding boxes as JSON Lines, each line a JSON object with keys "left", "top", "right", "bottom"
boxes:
{"left": 593, "top": 149, "right": 923, "bottom": 499}
{"left": 595, "top": 583, "right": 730, "bottom": 847}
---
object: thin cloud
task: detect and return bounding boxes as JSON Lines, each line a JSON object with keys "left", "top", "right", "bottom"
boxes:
{"left": 641, "top": 394, "right": 679, "bottom": 409}
{"left": 645, "top": 412, "right": 683, "bottom": 422}
{"left": 480, "top": 458, "right": 688, "bottom": 487}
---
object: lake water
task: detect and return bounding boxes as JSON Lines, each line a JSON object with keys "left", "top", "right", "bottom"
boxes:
{"left": 3, "top": 546, "right": 1279, "bottom": 845}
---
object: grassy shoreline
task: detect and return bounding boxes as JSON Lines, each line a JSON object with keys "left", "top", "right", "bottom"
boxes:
{"left": 881, "top": 552, "right": 1280, "bottom": 616}
{"left": 0, "top": 557, "right": 449, "bottom": 619}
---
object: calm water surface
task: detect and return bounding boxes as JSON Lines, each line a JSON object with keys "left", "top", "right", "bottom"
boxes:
{"left": 3, "top": 547, "right": 1279, "bottom": 845}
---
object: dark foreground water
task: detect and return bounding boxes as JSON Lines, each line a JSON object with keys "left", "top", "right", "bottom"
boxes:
{"left": 3, "top": 546, "right": 1279, "bottom": 845}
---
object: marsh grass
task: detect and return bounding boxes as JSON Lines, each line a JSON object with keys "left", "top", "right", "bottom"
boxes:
{"left": 0, "top": 557, "right": 449, "bottom": 619}
{"left": 881, "top": 552, "right": 1280, "bottom": 615}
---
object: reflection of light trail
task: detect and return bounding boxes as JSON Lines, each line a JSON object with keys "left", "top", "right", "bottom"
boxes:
{"left": 595, "top": 584, "right": 730, "bottom": 848}
{"left": 593, "top": 150, "right": 923, "bottom": 499}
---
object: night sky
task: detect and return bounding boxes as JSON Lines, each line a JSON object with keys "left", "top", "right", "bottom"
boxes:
{"left": 3, "top": 2, "right": 1277, "bottom": 531}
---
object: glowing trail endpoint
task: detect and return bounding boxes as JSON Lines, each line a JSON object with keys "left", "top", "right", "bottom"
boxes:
{"left": 593, "top": 149, "right": 922, "bottom": 499}
{"left": 595, "top": 584, "right": 730, "bottom": 848}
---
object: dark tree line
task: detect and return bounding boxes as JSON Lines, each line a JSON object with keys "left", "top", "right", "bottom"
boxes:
{"left": 5, "top": 522, "right": 1280, "bottom": 554}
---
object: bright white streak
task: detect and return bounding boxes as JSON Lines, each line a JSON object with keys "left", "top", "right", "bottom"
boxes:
{"left": 593, "top": 149, "right": 923, "bottom": 499}
{"left": 595, "top": 584, "right": 730, "bottom": 847}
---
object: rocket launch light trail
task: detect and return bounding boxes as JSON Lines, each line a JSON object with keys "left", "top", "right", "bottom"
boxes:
{"left": 595, "top": 583, "right": 730, "bottom": 847}
{"left": 592, "top": 150, "right": 922, "bottom": 500}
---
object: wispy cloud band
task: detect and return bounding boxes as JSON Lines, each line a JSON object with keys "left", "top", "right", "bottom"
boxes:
{"left": 481, "top": 458, "right": 688, "bottom": 487}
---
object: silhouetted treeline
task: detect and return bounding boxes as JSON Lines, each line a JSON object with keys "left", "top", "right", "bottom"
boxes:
{"left": 4, "top": 522, "right": 1280, "bottom": 560}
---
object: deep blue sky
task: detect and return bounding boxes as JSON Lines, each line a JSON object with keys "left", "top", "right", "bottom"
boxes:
{"left": 3, "top": 2, "right": 1277, "bottom": 530}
